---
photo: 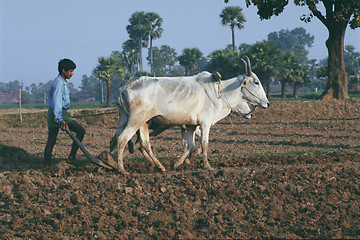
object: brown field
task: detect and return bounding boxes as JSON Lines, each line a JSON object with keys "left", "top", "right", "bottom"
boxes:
{"left": 1, "top": 100, "right": 360, "bottom": 239}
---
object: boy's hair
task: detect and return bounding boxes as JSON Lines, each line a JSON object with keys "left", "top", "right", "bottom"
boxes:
{"left": 58, "top": 59, "right": 76, "bottom": 74}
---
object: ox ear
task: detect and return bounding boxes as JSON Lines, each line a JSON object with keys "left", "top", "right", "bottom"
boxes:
{"left": 241, "top": 57, "right": 252, "bottom": 76}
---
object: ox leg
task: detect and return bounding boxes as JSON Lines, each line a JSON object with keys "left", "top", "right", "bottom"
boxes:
{"left": 180, "top": 126, "right": 191, "bottom": 165}
{"left": 116, "top": 124, "right": 141, "bottom": 174}
{"left": 116, "top": 136, "right": 127, "bottom": 174}
{"left": 138, "top": 123, "right": 166, "bottom": 172}
{"left": 200, "top": 124, "right": 214, "bottom": 171}
{"left": 110, "top": 123, "right": 126, "bottom": 155}
{"left": 191, "top": 126, "right": 202, "bottom": 158}
{"left": 174, "top": 125, "right": 196, "bottom": 169}
{"left": 110, "top": 106, "right": 129, "bottom": 154}
{"left": 139, "top": 147, "right": 155, "bottom": 166}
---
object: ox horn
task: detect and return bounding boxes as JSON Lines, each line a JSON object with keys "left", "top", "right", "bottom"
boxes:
{"left": 241, "top": 56, "right": 252, "bottom": 76}
{"left": 246, "top": 56, "right": 252, "bottom": 76}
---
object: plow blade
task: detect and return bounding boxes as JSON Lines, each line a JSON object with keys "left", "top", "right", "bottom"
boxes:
{"left": 65, "top": 129, "right": 118, "bottom": 170}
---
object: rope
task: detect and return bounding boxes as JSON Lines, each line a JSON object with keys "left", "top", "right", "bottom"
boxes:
{"left": 242, "top": 86, "right": 264, "bottom": 104}
{"left": 72, "top": 111, "right": 118, "bottom": 119}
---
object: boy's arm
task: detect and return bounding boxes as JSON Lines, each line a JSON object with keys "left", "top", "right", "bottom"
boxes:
{"left": 52, "top": 81, "right": 64, "bottom": 125}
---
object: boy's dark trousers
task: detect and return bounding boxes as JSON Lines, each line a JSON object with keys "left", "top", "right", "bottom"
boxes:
{"left": 44, "top": 120, "right": 85, "bottom": 166}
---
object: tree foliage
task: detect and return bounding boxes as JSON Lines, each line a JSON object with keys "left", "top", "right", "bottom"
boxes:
{"left": 277, "top": 52, "right": 309, "bottom": 98}
{"left": 206, "top": 49, "right": 242, "bottom": 79}
{"left": 147, "top": 45, "right": 177, "bottom": 76}
{"left": 243, "top": 41, "right": 283, "bottom": 97}
{"left": 126, "top": 11, "right": 163, "bottom": 73}
{"left": 126, "top": 11, "right": 150, "bottom": 72}
{"left": 0, "top": 80, "right": 22, "bottom": 92}
{"left": 226, "top": 0, "right": 360, "bottom": 100}
{"left": 80, "top": 75, "right": 99, "bottom": 97}
{"left": 344, "top": 45, "right": 360, "bottom": 90}
{"left": 93, "top": 56, "right": 123, "bottom": 107}
{"left": 267, "top": 27, "right": 314, "bottom": 64}
{"left": 146, "top": 12, "right": 163, "bottom": 74}
{"left": 178, "top": 48, "right": 203, "bottom": 76}
{"left": 120, "top": 40, "right": 139, "bottom": 74}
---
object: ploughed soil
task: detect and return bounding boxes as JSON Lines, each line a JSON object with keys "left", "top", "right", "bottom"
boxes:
{"left": 1, "top": 99, "right": 360, "bottom": 239}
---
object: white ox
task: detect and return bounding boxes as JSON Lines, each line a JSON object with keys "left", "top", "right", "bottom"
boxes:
{"left": 112, "top": 58, "right": 269, "bottom": 174}
{"left": 110, "top": 100, "right": 254, "bottom": 170}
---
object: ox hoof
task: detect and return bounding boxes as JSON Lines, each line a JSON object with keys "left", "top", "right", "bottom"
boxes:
{"left": 158, "top": 164, "right": 166, "bottom": 172}
{"left": 117, "top": 168, "right": 129, "bottom": 175}
{"left": 204, "top": 165, "right": 215, "bottom": 171}
{"left": 173, "top": 162, "right": 181, "bottom": 170}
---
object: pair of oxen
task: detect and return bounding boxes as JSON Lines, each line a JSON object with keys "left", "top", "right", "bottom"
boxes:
{"left": 109, "top": 58, "right": 270, "bottom": 174}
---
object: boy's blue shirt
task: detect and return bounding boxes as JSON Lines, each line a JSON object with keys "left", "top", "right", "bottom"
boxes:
{"left": 48, "top": 75, "right": 70, "bottom": 124}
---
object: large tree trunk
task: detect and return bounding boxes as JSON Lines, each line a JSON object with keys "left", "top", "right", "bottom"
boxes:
{"left": 320, "top": 23, "right": 348, "bottom": 100}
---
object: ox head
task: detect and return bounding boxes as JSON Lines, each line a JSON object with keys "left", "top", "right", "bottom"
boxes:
{"left": 231, "top": 101, "right": 252, "bottom": 119}
{"left": 240, "top": 57, "right": 270, "bottom": 109}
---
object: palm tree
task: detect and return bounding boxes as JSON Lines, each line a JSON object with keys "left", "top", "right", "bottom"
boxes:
{"left": 93, "top": 56, "right": 123, "bottom": 107}
{"left": 146, "top": 12, "right": 163, "bottom": 74}
{"left": 178, "top": 48, "right": 203, "bottom": 76}
{"left": 220, "top": 6, "right": 246, "bottom": 51}
{"left": 126, "top": 11, "right": 150, "bottom": 72}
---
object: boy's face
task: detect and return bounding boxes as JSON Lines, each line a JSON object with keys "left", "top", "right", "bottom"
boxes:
{"left": 62, "top": 69, "right": 74, "bottom": 79}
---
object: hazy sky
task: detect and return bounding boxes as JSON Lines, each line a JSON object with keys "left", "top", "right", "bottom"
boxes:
{"left": 1, "top": 0, "right": 359, "bottom": 89}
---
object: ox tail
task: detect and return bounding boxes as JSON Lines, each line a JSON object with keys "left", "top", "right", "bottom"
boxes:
{"left": 118, "top": 89, "right": 130, "bottom": 115}
{"left": 115, "top": 89, "right": 135, "bottom": 154}
{"left": 119, "top": 90, "right": 134, "bottom": 153}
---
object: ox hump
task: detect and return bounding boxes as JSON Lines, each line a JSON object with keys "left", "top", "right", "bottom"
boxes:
{"left": 128, "top": 77, "right": 159, "bottom": 91}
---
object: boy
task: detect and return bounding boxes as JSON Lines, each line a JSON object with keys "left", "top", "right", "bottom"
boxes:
{"left": 44, "top": 58, "right": 85, "bottom": 167}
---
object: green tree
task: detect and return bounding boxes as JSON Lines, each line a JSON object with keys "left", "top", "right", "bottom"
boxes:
{"left": 230, "top": 0, "right": 360, "bottom": 100}
{"left": 206, "top": 49, "right": 242, "bottom": 79}
{"left": 120, "top": 40, "right": 139, "bottom": 74}
{"left": 292, "top": 64, "right": 309, "bottom": 98}
{"left": 147, "top": 46, "right": 164, "bottom": 76}
{"left": 220, "top": 6, "right": 246, "bottom": 51}
{"left": 178, "top": 48, "right": 203, "bottom": 76}
{"left": 93, "top": 56, "right": 123, "bottom": 107}
{"left": 126, "top": 11, "right": 150, "bottom": 72}
{"left": 344, "top": 45, "right": 360, "bottom": 90}
{"left": 2, "top": 80, "right": 21, "bottom": 92}
{"left": 170, "top": 65, "right": 186, "bottom": 77}
{"left": 147, "top": 46, "right": 176, "bottom": 77}
{"left": 160, "top": 45, "right": 177, "bottom": 75}
{"left": 29, "top": 81, "right": 53, "bottom": 104}
{"left": 277, "top": 52, "right": 308, "bottom": 98}
{"left": 244, "top": 41, "right": 283, "bottom": 97}
{"left": 80, "top": 74, "right": 100, "bottom": 101}
{"left": 146, "top": 12, "right": 163, "bottom": 74}
{"left": 267, "top": 27, "right": 314, "bottom": 64}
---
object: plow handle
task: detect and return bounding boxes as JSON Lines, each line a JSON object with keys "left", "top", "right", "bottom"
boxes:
{"left": 65, "top": 128, "right": 113, "bottom": 169}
